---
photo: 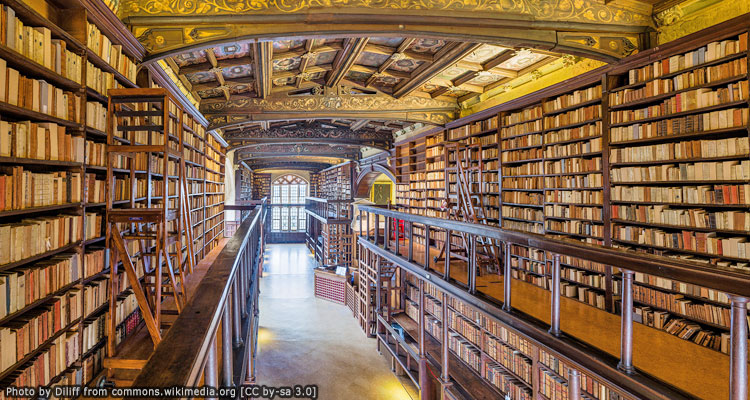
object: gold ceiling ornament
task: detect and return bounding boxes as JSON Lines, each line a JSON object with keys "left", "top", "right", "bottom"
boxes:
{"left": 300, "top": 52, "right": 318, "bottom": 60}
{"left": 476, "top": 70, "right": 494, "bottom": 78}
{"left": 121, "top": 0, "right": 651, "bottom": 26}
{"left": 296, "top": 71, "right": 315, "bottom": 81}
{"left": 389, "top": 52, "right": 407, "bottom": 62}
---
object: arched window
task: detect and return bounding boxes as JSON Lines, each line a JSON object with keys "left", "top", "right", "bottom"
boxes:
{"left": 271, "top": 174, "right": 308, "bottom": 232}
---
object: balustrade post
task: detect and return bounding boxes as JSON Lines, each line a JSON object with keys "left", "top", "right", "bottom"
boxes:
{"left": 374, "top": 214, "right": 380, "bottom": 246}
{"left": 729, "top": 295, "right": 749, "bottom": 400}
{"left": 418, "top": 279, "right": 430, "bottom": 400}
{"left": 425, "top": 225, "right": 431, "bottom": 270}
{"left": 395, "top": 219, "right": 400, "bottom": 256}
{"left": 366, "top": 211, "right": 371, "bottom": 242}
{"left": 221, "top": 305, "right": 233, "bottom": 386}
{"left": 205, "top": 339, "right": 218, "bottom": 395}
{"left": 549, "top": 253, "right": 561, "bottom": 336}
{"left": 385, "top": 216, "right": 391, "bottom": 252}
{"left": 444, "top": 229, "right": 451, "bottom": 281}
{"left": 359, "top": 210, "right": 363, "bottom": 238}
{"left": 408, "top": 222, "right": 414, "bottom": 262}
{"left": 469, "top": 235, "right": 477, "bottom": 294}
{"left": 232, "top": 279, "right": 243, "bottom": 347}
{"left": 441, "top": 292, "right": 452, "bottom": 397}
{"left": 503, "top": 242, "right": 512, "bottom": 311}
{"left": 568, "top": 369, "right": 581, "bottom": 400}
{"left": 618, "top": 270, "right": 635, "bottom": 373}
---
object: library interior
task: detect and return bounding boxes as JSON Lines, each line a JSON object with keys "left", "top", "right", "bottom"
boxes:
{"left": 0, "top": 0, "right": 750, "bottom": 399}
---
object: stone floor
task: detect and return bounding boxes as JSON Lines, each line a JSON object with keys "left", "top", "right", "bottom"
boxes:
{"left": 254, "top": 243, "right": 418, "bottom": 400}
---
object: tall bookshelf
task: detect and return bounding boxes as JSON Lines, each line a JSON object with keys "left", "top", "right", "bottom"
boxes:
{"left": 252, "top": 173, "right": 271, "bottom": 200}
{"left": 0, "top": 0, "right": 224, "bottom": 390}
{"left": 203, "top": 133, "right": 226, "bottom": 256}
{"left": 399, "top": 275, "right": 633, "bottom": 400}
{"left": 391, "top": 18, "right": 750, "bottom": 355}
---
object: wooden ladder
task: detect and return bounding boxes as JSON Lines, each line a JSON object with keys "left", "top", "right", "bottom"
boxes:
{"left": 436, "top": 141, "right": 501, "bottom": 274}
{"left": 104, "top": 88, "right": 196, "bottom": 382}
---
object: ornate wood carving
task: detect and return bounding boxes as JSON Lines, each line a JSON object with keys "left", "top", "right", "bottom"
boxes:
{"left": 235, "top": 143, "right": 362, "bottom": 160}
{"left": 240, "top": 160, "right": 333, "bottom": 171}
{"left": 225, "top": 121, "right": 393, "bottom": 150}
{"left": 201, "top": 84, "right": 457, "bottom": 130}
{"left": 253, "top": 41, "right": 273, "bottom": 99}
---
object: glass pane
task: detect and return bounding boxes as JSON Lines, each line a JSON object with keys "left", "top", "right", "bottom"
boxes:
{"left": 290, "top": 185, "right": 298, "bottom": 204}
{"left": 281, "top": 207, "right": 289, "bottom": 231}
{"left": 299, "top": 185, "right": 307, "bottom": 202}
{"left": 272, "top": 186, "right": 281, "bottom": 203}
{"left": 272, "top": 219, "right": 280, "bottom": 231}
{"left": 281, "top": 186, "right": 289, "bottom": 204}
{"left": 290, "top": 214, "right": 297, "bottom": 231}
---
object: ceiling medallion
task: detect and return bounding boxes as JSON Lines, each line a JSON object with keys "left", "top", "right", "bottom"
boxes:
{"left": 390, "top": 52, "right": 406, "bottom": 61}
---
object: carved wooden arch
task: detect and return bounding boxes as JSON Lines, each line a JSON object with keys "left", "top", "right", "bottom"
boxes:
{"left": 123, "top": 1, "right": 653, "bottom": 63}
{"left": 355, "top": 163, "right": 396, "bottom": 198}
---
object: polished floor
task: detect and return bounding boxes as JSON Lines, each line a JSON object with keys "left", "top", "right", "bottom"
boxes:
{"left": 255, "top": 243, "right": 417, "bottom": 400}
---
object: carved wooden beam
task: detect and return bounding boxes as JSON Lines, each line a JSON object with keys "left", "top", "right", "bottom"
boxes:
{"left": 253, "top": 41, "right": 273, "bottom": 99}
{"left": 272, "top": 43, "right": 344, "bottom": 60}
{"left": 179, "top": 57, "right": 250, "bottom": 75}
{"left": 240, "top": 160, "right": 333, "bottom": 172}
{"left": 351, "top": 64, "right": 410, "bottom": 80}
{"left": 295, "top": 39, "right": 315, "bottom": 88}
{"left": 364, "top": 38, "right": 415, "bottom": 88}
{"left": 350, "top": 119, "right": 370, "bottom": 131}
{"left": 225, "top": 121, "right": 393, "bottom": 151}
{"left": 364, "top": 43, "right": 432, "bottom": 63}
{"left": 326, "top": 37, "right": 370, "bottom": 87}
{"left": 392, "top": 42, "right": 482, "bottom": 99}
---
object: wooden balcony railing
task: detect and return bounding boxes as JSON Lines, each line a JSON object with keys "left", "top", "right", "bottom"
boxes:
{"left": 304, "top": 196, "right": 352, "bottom": 222}
{"left": 357, "top": 205, "right": 750, "bottom": 400}
{"left": 127, "top": 200, "right": 267, "bottom": 398}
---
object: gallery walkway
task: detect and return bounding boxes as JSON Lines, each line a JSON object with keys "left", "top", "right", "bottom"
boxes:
{"left": 254, "top": 243, "right": 417, "bottom": 400}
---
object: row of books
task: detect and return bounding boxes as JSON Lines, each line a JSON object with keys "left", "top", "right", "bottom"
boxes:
{"left": 448, "top": 331, "right": 481, "bottom": 372}
{"left": 502, "top": 205, "right": 543, "bottom": 221}
{"left": 611, "top": 204, "right": 750, "bottom": 231}
{"left": 82, "top": 278, "right": 107, "bottom": 317}
{"left": 0, "top": 292, "right": 80, "bottom": 372}
{"left": 502, "top": 191, "right": 543, "bottom": 205}
{"left": 544, "top": 137, "right": 602, "bottom": 158}
{"left": 503, "top": 219, "right": 544, "bottom": 234}
{"left": 485, "top": 334, "right": 533, "bottom": 384}
{"left": 0, "top": 60, "right": 81, "bottom": 122}
{"left": 543, "top": 104, "right": 601, "bottom": 128}
{"left": 545, "top": 157, "right": 602, "bottom": 174}
{"left": 447, "top": 118, "right": 497, "bottom": 139}
{"left": 610, "top": 184, "right": 748, "bottom": 205}
{"left": 633, "top": 285, "right": 730, "bottom": 328}
{"left": 0, "top": 214, "right": 82, "bottom": 265}
{"left": 0, "top": 252, "right": 80, "bottom": 319}
{"left": 539, "top": 349, "right": 625, "bottom": 400}
{"left": 609, "top": 81, "right": 748, "bottom": 124}
{"left": 501, "top": 119, "right": 543, "bottom": 139}
{"left": 0, "top": 120, "right": 85, "bottom": 162}
{"left": 501, "top": 147, "right": 542, "bottom": 163}
{"left": 546, "top": 220, "right": 603, "bottom": 237}
{"left": 85, "top": 23, "right": 137, "bottom": 84}
{"left": 3, "top": 330, "right": 80, "bottom": 388}
{"left": 612, "top": 225, "right": 749, "bottom": 260}
{"left": 85, "top": 101, "right": 107, "bottom": 131}
{"left": 609, "top": 108, "right": 748, "bottom": 143}
{"left": 545, "top": 173, "right": 603, "bottom": 189}
{"left": 0, "top": 168, "right": 81, "bottom": 211}
{"left": 502, "top": 133, "right": 542, "bottom": 150}
{"left": 610, "top": 160, "right": 750, "bottom": 183}
{"left": 612, "top": 57, "right": 747, "bottom": 106}
{"left": 609, "top": 137, "right": 749, "bottom": 163}
{"left": 503, "top": 177, "right": 543, "bottom": 189}
{"left": 545, "top": 204, "right": 602, "bottom": 220}
{"left": 502, "top": 161, "right": 543, "bottom": 175}
{"left": 86, "top": 60, "right": 126, "bottom": 97}
{"left": 2, "top": 7, "right": 84, "bottom": 81}
{"left": 624, "top": 33, "right": 747, "bottom": 85}
{"left": 545, "top": 189, "right": 603, "bottom": 205}
{"left": 562, "top": 267, "right": 606, "bottom": 290}
{"left": 543, "top": 85, "right": 602, "bottom": 113}
{"left": 484, "top": 361, "right": 532, "bottom": 400}
{"left": 502, "top": 106, "right": 543, "bottom": 126}
{"left": 632, "top": 271, "right": 729, "bottom": 305}
{"left": 544, "top": 121, "right": 601, "bottom": 145}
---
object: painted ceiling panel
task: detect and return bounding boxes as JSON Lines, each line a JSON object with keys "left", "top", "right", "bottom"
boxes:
{"left": 467, "top": 73, "right": 503, "bottom": 86}
{"left": 498, "top": 50, "right": 549, "bottom": 71}
{"left": 464, "top": 44, "right": 509, "bottom": 64}
{"left": 273, "top": 57, "right": 302, "bottom": 71}
{"left": 388, "top": 58, "right": 422, "bottom": 72}
{"left": 409, "top": 38, "right": 446, "bottom": 54}
{"left": 313, "top": 51, "right": 337, "bottom": 65}
{"left": 186, "top": 71, "right": 216, "bottom": 84}
{"left": 368, "top": 37, "right": 404, "bottom": 47}
{"left": 221, "top": 64, "right": 253, "bottom": 79}
{"left": 357, "top": 52, "right": 390, "bottom": 67}
{"left": 273, "top": 40, "right": 306, "bottom": 52}
{"left": 346, "top": 70, "right": 370, "bottom": 83}
{"left": 213, "top": 42, "right": 252, "bottom": 60}
{"left": 173, "top": 50, "right": 208, "bottom": 67}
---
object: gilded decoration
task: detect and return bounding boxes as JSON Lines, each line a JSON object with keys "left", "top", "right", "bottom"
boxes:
{"left": 122, "top": 0, "right": 651, "bottom": 26}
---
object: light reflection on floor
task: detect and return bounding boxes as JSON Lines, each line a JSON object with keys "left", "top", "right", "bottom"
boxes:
{"left": 255, "top": 243, "right": 417, "bottom": 400}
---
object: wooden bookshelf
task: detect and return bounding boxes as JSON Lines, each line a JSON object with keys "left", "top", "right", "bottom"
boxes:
{"left": 0, "top": 0, "right": 223, "bottom": 389}
{"left": 398, "top": 275, "right": 632, "bottom": 400}
{"left": 203, "top": 132, "right": 226, "bottom": 256}
{"left": 391, "top": 18, "right": 750, "bottom": 356}
{"left": 252, "top": 173, "right": 271, "bottom": 200}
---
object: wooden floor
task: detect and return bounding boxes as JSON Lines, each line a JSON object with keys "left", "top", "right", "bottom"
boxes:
{"left": 385, "top": 238, "right": 737, "bottom": 400}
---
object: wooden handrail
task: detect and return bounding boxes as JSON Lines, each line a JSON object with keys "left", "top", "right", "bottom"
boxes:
{"left": 357, "top": 205, "right": 750, "bottom": 297}
{"left": 128, "top": 202, "right": 266, "bottom": 397}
